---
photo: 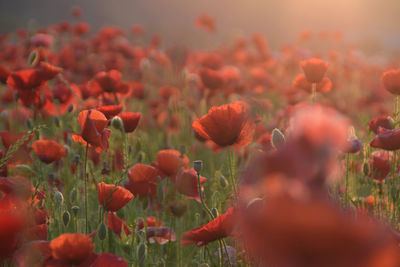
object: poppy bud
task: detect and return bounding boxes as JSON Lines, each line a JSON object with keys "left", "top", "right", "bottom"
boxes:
{"left": 73, "top": 154, "right": 80, "bottom": 163}
{"left": 168, "top": 200, "right": 188, "bottom": 217}
{"left": 211, "top": 207, "right": 219, "bottom": 218}
{"left": 15, "top": 164, "right": 34, "bottom": 175}
{"left": 28, "top": 50, "right": 39, "bottom": 66}
{"left": 55, "top": 191, "right": 64, "bottom": 206}
{"left": 193, "top": 160, "right": 203, "bottom": 174}
{"left": 271, "top": 128, "right": 285, "bottom": 149}
{"left": 137, "top": 242, "right": 147, "bottom": 267}
{"left": 63, "top": 210, "right": 70, "bottom": 226}
{"left": 70, "top": 188, "right": 77, "bottom": 203}
{"left": 26, "top": 118, "right": 34, "bottom": 129}
{"left": 54, "top": 117, "right": 61, "bottom": 128}
{"left": 67, "top": 104, "right": 74, "bottom": 113}
{"left": 98, "top": 222, "right": 107, "bottom": 241}
{"left": 71, "top": 206, "right": 80, "bottom": 216}
{"left": 136, "top": 151, "right": 146, "bottom": 163}
{"left": 111, "top": 116, "right": 124, "bottom": 131}
{"left": 219, "top": 175, "right": 228, "bottom": 188}
{"left": 388, "top": 117, "right": 396, "bottom": 128}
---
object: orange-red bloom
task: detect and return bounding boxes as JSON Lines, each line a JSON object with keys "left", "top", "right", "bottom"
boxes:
{"left": 195, "top": 14, "right": 216, "bottom": 33}
{"left": 32, "top": 139, "right": 66, "bottom": 164}
{"left": 181, "top": 207, "right": 236, "bottom": 246}
{"left": 87, "top": 70, "right": 129, "bottom": 94}
{"left": 369, "top": 116, "right": 393, "bottom": 134}
{"left": 118, "top": 112, "right": 141, "bottom": 133}
{"left": 92, "top": 252, "right": 127, "bottom": 267}
{"left": 381, "top": 69, "right": 400, "bottom": 95}
{"left": 292, "top": 74, "right": 332, "bottom": 93}
{"left": 126, "top": 164, "right": 159, "bottom": 198}
{"left": 156, "top": 149, "right": 189, "bottom": 179}
{"left": 107, "top": 212, "right": 130, "bottom": 239}
{"left": 199, "top": 68, "right": 224, "bottom": 90}
{"left": 176, "top": 168, "right": 206, "bottom": 202}
{"left": 300, "top": 58, "right": 329, "bottom": 83}
{"left": 370, "top": 127, "right": 400, "bottom": 151}
{"left": 72, "top": 109, "right": 111, "bottom": 152}
{"left": 192, "top": 101, "right": 256, "bottom": 147}
{"left": 97, "top": 104, "right": 123, "bottom": 119}
{"left": 97, "top": 182, "right": 134, "bottom": 211}
{"left": 49, "top": 233, "right": 94, "bottom": 265}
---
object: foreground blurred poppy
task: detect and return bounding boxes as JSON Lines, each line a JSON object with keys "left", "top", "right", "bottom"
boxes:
{"left": 97, "top": 182, "right": 134, "bottom": 212}
{"left": 72, "top": 109, "right": 111, "bottom": 152}
{"left": 49, "top": 233, "right": 94, "bottom": 265}
{"left": 370, "top": 127, "right": 400, "bottom": 151}
{"left": 32, "top": 139, "right": 66, "bottom": 164}
{"left": 300, "top": 58, "right": 329, "bottom": 83}
{"left": 370, "top": 151, "right": 392, "bottom": 181}
{"left": 381, "top": 69, "right": 400, "bottom": 95}
{"left": 369, "top": 116, "right": 394, "bottom": 133}
{"left": 181, "top": 207, "right": 236, "bottom": 246}
{"left": 192, "top": 101, "right": 256, "bottom": 147}
{"left": 92, "top": 252, "right": 127, "bottom": 267}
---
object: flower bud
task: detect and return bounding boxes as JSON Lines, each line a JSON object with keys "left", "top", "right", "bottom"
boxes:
{"left": 363, "top": 162, "right": 370, "bottom": 176}
{"left": 271, "top": 128, "right": 285, "bottom": 149}
{"left": 70, "top": 188, "right": 77, "bottom": 203}
{"left": 168, "top": 200, "right": 188, "bottom": 217}
{"left": 62, "top": 210, "right": 70, "bottom": 226}
{"left": 26, "top": 118, "right": 34, "bottom": 129}
{"left": 71, "top": 206, "right": 80, "bottom": 217}
{"left": 111, "top": 116, "right": 124, "bottom": 131}
{"left": 219, "top": 175, "right": 228, "bottom": 188}
{"left": 211, "top": 207, "right": 219, "bottom": 218}
{"left": 54, "top": 191, "right": 64, "bottom": 206}
{"left": 98, "top": 222, "right": 107, "bottom": 241}
{"left": 54, "top": 117, "right": 61, "bottom": 128}
{"left": 193, "top": 160, "right": 203, "bottom": 174}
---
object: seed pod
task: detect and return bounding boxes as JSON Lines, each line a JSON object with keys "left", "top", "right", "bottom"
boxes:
{"left": 26, "top": 118, "right": 34, "bottom": 129}
{"left": 271, "top": 128, "right": 285, "bottom": 149}
{"left": 62, "top": 210, "right": 70, "bottom": 226}
{"left": 211, "top": 207, "right": 219, "bottom": 218}
{"left": 98, "top": 222, "right": 107, "bottom": 241}
{"left": 193, "top": 160, "right": 203, "bottom": 174}
{"left": 168, "top": 200, "right": 188, "bottom": 217}
{"left": 54, "top": 191, "right": 64, "bottom": 206}
{"left": 28, "top": 50, "right": 39, "bottom": 66}
{"left": 71, "top": 206, "right": 80, "bottom": 217}
{"left": 54, "top": 117, "right": 61, "bottom": 128}
{"left": 219, "top": 175, "right": 228, "bottom": 188}
{"left": 363, "top": 162, "right": 370, "bottom": 176}
{"left": 111, "top": 116, "right": 124, "bottom": 131}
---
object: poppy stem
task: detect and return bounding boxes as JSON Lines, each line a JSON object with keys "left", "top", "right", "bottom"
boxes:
{"left": 196, "top": 172, "right": 214, "bottom": 220}
{"left": 345, "top": 153, "right": 350, "bottom": 207}
{"left": 84, "top": 143, "right": 89, "bottom": 235}
{"left": 228, "top": 146, "right": 238, "bottom": 198}
{"left": 311, "top": 83, "right": 317, "bottom": 104}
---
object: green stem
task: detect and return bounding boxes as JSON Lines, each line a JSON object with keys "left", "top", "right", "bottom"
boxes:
{"left": 228, "top": 146, "right": 237, "bottom": 198}
{"left": 84, "top": 143, "right": 89, "bottom": 234}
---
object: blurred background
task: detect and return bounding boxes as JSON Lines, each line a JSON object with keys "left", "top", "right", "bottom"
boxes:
{"left": 0, "top": 0, "right": 400, "bottom": 54}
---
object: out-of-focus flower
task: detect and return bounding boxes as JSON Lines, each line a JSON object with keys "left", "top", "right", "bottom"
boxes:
{"left": 107, "top": 212, "right": 131, "bottom": 239}
{"left": 97, "top": 104, "right": 123, "bottom": 120}
{"left": 370, "top": 127, "right": 400, "bottom": 151}
{"left": 199, "top": 68, "right": 224, "bottom": 90}
{"left": 92, "top": 252, "right": 127, "bottom": 267}
{"left": 126, "top": 164, "right": 159, "bottom": 198}
{"left": 155, "top": 149, "right": 189, "bottom": 180}
{"left": 292, "top": 74, "right": 332, "bottom": 93}
{"left": 381, "top": 69, "right": 400, "bottom": 95}
{"left": 195, "top": 14, "right": 216, "bottom": 33}
{"left": 49, "top": 233, "right": 95, "bottom": 265}
{"left": 300, "top": 58, "right": 329, "bottom": 83}
{"left": 175, "top": 168, "right": 206, "bottom": 202}
{"left": 32, "top": 139, "right": 66, "bottom": 164}
{"left": 118, "top": 112, "right": 141, "bottom": 133}
{"left": 369, "top": 116, "right": 394, "bottom": 134}
{"left": 370, "top": 151, "right": 392, "bottom": 181}
{"left": 192, "top": 101, "right": 256, "bottom": 147}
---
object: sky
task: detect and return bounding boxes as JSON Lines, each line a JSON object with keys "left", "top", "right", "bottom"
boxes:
{"left": 0, "top": 0, "right": 399, "bottom": 51}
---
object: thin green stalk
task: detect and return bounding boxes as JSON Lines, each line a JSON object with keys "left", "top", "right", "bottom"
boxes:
{"left": 228, "top": 146, "right": 237, "bottom": 198}
{"left": 84, "top": 143, "right": 89, "bottom": 234}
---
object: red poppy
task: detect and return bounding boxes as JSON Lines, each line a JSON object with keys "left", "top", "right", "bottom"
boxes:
{"left": 156, "top": 149, "right": 189, "bottom": 179}
{"left": 0, "top": 65, "right": 10, "bottom": 84}
{"left": 300, "top": 58, "right": 329, "bottom": 83}
{"left": 369, "top": 116, "right": 394, "bottom": 134}
{"left": 192, "top": 101, "right": 256, "bottom": 147}
{"left": 0, "top": 176, "right": 34, "bottom": 202}
{"left": 87, "top": 70, "right": 129, "bottom": 95}
{"left": 381, "top": 69, "right": 400, "bottom": 95}
{"left": 97, "top": 182, "right": 134, "bottom": 212}
{"left": 200, "top": 53, "right": 224, "bottom": 70}
{"left": 49, "top": 233, "right": 95, "bottom": 265}
{"left": 107, "top": 212, "right": 131, "bottom": 239}
{"left": 0, "top": 131, "right": 33, "bottom": 166}
{"left": 292, "top": 74, "right": 332, "bottom": 93}
{"left": 92, "top": 252, "right": 127, "bottom": 267}
{"left": 370, "top": 127, "right": 400, "bottom": 151}
{"left": 175, "top": 168, "right": 206, "bottom": 202}
{"left": 32, "top": 139, "right": 66, "bottom": 164}
{"left": 126, "top": 164, "right": 159, "bottom": 198}
{"left": 158, "top": 86, "right": 181, "bottom": 102}
{"left": 195, "top": 14, "right": 216, "bottom": 33}
{"left": 97, "top": 104, "right": 123, "bottom": 119}
{"left": 199, "top": 68, "right": 224, "bottom": 90}
{"left": 72, "top": 109, "right": 111, "bottom": 152}
{"left": 181, "top": 207, "right": 236, "bottom": 246}
{"left": 72, "top": 7, "right": 83, "bottom": 18}
{"left": 118, "top": 112, "right": 141, "bottom": 133}
{"left": 370, "top": 151, "right": 392, "bottom": 181}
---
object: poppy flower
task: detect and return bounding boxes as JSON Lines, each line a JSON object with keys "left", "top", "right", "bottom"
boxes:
{"left": 158, "top": 86, "right": 181, "bottom": 102}
{"left": 300, "top": 58, "right": 329, "bottom": 83}
{"left": 292, "top": 74, "right": 332, "bottom": 93}
{"left": 118, "top": 112, "right": 141, "bottom": 133}
{"left": 72, "top": 7, "right": 83, "bottom": 18}
{"left": 97, "top": 104, "right": 123, "bottom": 119}
{"left": 32, "top": 139, "right": 66, "bottom": 164}
{"left": 126, "top": 164, "right": 159, "bottom": 198}
{"left": 370, "top": 127, "right": 400, "bottom": 151}
{"left": 370, "top": 151, "right": 392, "bottom": 181}
{"left": 87, "top": 70, "right": 129, "bottom": 95}
{"left": 369, "top": 116, "right": 394, "bottom": 134}
{"left": 343, "top": 137, "right": 362, "bottom": 154}
{"left": 0, "top": 65, "right": 10, "bottom": 84}
{"left": 381, "top": 69, "right": 400, "bottom": 95}
{"left": 156, "top": 149, "right": 189, "bottom": 179}
{"left": 107, "top": 212, "right": 131, "bottom": 239}
{"left": 181, "top": 207, "right": 236, "bottom": 246}
{"left": 195, "top": 14, "right": 216, "bottom": 33}
{"left": 49, "top": 233, "right": 94, "bottom": 265}
{"left": 92, "top": 252, "right": 127, "bottom": 267}
{"left": 136, "top": 216, "right": 175, "bottom": 244}
{"left": 199, "top": 68, "right": 224, "bottom": 90}
{"left": 97, "top": 182, "right": 134, "bottom": 212}
{"left": 72, "top": 109, "right": 111, "bottom": 152}
{"left": 0, "top": 131, "right": 33, "bottom": 166}
{"left": 0, "top": 176, "right": 34, "bottom": 202}
{"left": 175, "top": 168, "right": 206, "bottom": 202}
{"left": 192, "top": 101, "right": 256, "bottom": 147}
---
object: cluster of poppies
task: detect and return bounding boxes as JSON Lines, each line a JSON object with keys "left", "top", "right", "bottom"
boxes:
{"left": 2, "top": 6, "right": 400, "bottom": 267}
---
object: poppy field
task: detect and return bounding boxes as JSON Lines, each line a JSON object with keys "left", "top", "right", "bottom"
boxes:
{"left": 2, "top": 4, "right": 400, "bottom": 267}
